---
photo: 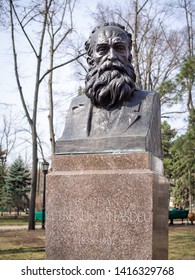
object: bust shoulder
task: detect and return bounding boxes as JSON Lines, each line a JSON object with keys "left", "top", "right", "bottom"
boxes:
{"left": 70, "top": 94, "right": 90, "bottom": 109}
{"left": 70, "top": 89, "right": 158, "bottom": 110}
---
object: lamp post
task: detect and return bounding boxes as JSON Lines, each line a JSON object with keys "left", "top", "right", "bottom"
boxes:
{"left": 0, "top": 154, "right": 7, "bottom": 165}
{"left": 41, "top": 160, "right": 49, "bottom": 229}
{"left": 0, "top": 152, "right": 7, "bottom": 179}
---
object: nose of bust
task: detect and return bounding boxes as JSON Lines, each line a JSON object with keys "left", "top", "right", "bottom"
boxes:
{"left": 107, "top": 48, "right": 117, "bottom": 62}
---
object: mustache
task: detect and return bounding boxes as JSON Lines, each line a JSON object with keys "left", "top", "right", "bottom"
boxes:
{"left": 97, "top": 60, "right": 127, "bottom": 76}
{"left": 86, "top": 58, "right": 136, "bottom": 84}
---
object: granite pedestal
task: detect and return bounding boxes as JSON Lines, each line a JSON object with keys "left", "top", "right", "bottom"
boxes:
{"left": 46, "top": 152, "right": 168, "bottom": 259}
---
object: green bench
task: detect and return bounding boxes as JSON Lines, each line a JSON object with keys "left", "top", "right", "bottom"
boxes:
{"left": 0, "top": 207, "right": 8, "bottom": 212}
{"left": 35, "top": 212, "right": 46, "bottom": 221}
{"left": 169, "top": 209, "right": 189, "bottom": 224}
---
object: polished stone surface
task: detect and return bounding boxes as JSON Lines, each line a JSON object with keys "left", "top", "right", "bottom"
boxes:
{"left": 46, "top": 152, "right": 168, "bottom": 260}
{"left": 52, "top": 152, "right": 164, "bottom": 173}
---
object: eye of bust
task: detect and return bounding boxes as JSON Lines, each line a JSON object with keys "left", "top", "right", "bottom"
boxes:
{"left": 115, "top": 44, "right": 126, "bottom": 51}
{"left": 96, "top": 45, "right": 108, "bottom": 54}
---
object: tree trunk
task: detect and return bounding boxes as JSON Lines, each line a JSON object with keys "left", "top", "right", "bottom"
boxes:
{"left": 183, "top": 0, "right": 194, "bottom": 113}
{"left": 28, "top": 125, "right": 38, "bottom": 230}
{"left": 133, "top": 0, "right": 142, "bottom": 89}
{"left": 48, "top": 44, "right": 55, "bottom": 159}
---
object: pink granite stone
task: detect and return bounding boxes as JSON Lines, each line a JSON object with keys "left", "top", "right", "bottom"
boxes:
{"left": 46, "top": 152, "right": 168, "bottom": 260}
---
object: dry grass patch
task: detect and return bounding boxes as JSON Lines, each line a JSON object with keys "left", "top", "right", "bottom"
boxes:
{"left": 0, "top": 215, "right": 29, "bottom": 226}
{"left": 169, "top": 224, "right": 195, "bottom": 260}
{"left": 0, "top": 229, "right": 45, "bottom": 260}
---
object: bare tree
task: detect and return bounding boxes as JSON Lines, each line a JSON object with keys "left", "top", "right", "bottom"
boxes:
{"left": 161, "top": 0, "right": 195, "bottom": 114}
{"left": 9, "top": 0, "right": 50, "bottom": 230}
{"left": 177, "top": 0, "right": 194, "bottom": 112}
{"left": 0, "top": 109, "right": 17, "bottom": 157}
{"left": 45, "top": 0, "right": 84, "bottom": 158}
{"left": 9, "top": 0, "right": 85, "bottom": 229}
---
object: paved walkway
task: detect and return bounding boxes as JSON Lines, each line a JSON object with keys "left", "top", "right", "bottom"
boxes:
{"left": 0, "top": 224, "right": 42, "bottom": 231}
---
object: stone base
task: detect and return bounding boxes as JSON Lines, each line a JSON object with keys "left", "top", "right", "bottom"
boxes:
{"left": 46, "top": 152, "right": 168, "bottom": 260}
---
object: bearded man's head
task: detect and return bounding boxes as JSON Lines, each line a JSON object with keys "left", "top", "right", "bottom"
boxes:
{"left": 85, "top": 22, "right": 136, "bottom": 109}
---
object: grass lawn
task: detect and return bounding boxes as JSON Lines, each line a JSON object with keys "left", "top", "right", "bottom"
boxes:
{"left": 169, "top": 224, "right": 195, "bottom": 260}
{"left": 0, "top": 214, "right": 29, "bottom": 226}
{"left": 0, "top": 223, "right": 195, "bottom": 260}
{"left": 0, "top": 214, "right": 41, "bottom": 226}
{"left": 0, "top": 229, "right": 45, "bottom": 260}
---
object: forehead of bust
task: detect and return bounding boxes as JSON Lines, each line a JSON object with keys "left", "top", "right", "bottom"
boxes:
{"left": 90, "top": 25, "right": 129, "bottom": 47}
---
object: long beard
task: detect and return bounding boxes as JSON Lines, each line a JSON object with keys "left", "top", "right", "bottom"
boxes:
{"left": 85, "top": 60, "right": 136, "bottom": 109}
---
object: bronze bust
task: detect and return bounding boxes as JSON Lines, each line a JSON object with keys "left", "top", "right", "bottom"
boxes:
{"left": 56, "top": 23, "right": 162, "bottom": 158}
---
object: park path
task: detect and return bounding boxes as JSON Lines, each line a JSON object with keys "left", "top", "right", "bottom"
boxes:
{"left": 0, "top": 224, "right": 41, "bottom": 231}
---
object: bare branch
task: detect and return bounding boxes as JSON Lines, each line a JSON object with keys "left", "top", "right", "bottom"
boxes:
{"left": 37, "top": 134, "right": 45, "bottom": 161}
{"left": 10, "top": 0, "right": 38, "bottom": 57}
{"left": 53, "top": 1, "right": 68, "bottom": 35}
{"left": 21, "top": 4, "right": 40, "bottom": 26}
{"left": 39, "top": 51, "right": 86, "bottom": 83}
{"left": 54, "top": 28, "right": 72, "bottom": 52}
{"left": 76, "top": 57, "right": 88, "bottom": 74}
{"left": 137, "top": 0, "right": 149, "bottom": 15}
{"left": 9, "top": 0, "right": 32, "bottom": 125}
{"left": 69, "top": 0, "right": 77, "bottom": 29}
{"left": 33, "top": 0, "right": 53, "bottom": 124}
{"left": 161, "top": 111, "right": 186, "bottom": 116}
{"left": 114, "top": 11, "right": 133, "bottom": 33}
